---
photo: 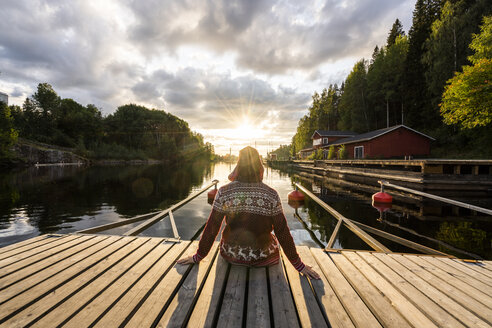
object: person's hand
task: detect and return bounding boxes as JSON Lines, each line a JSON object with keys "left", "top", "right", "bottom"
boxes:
{"left": 177, "top": 255, "right": 195, "bottom": 265}
{"left": 301, "top": 265, "right": 321, "bottom": 280}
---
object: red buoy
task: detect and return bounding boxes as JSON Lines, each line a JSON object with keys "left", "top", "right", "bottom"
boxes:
{"left": 288, "top": 190, "right": 305, "bottom": 202}
{"left": 288, "top": 199, "right": 304, "bottom": 209}
{"left": 372, "top": 201, "right": 392, "bottom": 212}
{"left": 372, "top": 192, "right": 392, "bottom": 203}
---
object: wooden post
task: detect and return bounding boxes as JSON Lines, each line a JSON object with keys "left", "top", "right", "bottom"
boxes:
{"left": 454, "top": 165, "right": 461, "bottom": 174}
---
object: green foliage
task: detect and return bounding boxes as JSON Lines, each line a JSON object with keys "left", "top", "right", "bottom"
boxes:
{"left": 327, "top": 145, "right": 336, "bottom": 159}
{"left": 423, "top": 1, "right": 492, "bottom": 114}
{"left": 469, "top": 15, "right": 492, "bottom": 64}
{"left": 11, "top": 83, "right": 213, "bottom": 161}
{"left": 441, "top": 17, "right": 492, "bottom": 129}
{"left": 338, "top": 145, "right": 347, "bottom": 159}
{"left": 0, "top": 102, "right": 18, "bottom": 158}
{"left": 292, "top": 84, "right": 342, "bottom": 153}
{"left": 441, "top": 58, "right": 492, "bottom": 128}
{"left": 315, "top": 149, "right": 324, "bottom": 160}
{"left": 339, "top": 60, "right": 368, "bottom": 132}
{"left": 387, "top": 18, "right": 405, "bottom": 47}
{"left": 268, "top": 144, "right": 291, "bottom": 160}
{"left": 367, "top": 36, "right": 409, "bottom": 128}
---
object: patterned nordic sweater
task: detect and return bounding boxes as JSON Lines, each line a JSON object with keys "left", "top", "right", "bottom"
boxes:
{"left": 193, "top": 181, "right": 305, "bottom": 272}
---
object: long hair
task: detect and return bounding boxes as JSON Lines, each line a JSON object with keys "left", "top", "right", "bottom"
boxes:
{"left": 230, "top": 146, "right": 264, "bottom": 183}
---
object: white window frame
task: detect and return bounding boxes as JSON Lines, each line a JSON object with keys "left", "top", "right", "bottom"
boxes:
{"left": 323, "top": 137, "right": 328, "bottom": 144}
{"left": 354, "top": 146, "right": 364, "bottom": 159}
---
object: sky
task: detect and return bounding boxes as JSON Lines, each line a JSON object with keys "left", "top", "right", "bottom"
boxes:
{"left": 0, "top": 0, "right": 415, "bottom": 155}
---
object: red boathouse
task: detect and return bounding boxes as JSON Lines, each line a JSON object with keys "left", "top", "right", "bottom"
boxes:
{"left": 325, "top": 125, "right": 434, "bottom": 159}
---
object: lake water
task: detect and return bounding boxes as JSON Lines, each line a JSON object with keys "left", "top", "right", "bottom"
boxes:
{"left": 1, "top": 161, "right": 490, "bottom": 260}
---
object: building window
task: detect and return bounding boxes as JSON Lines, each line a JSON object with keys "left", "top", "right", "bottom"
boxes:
{"left": 323, "top": 137, "right": 328, "bottom": 144}
{"left": 354, "top": 146, "right": 364, "bottom": 159}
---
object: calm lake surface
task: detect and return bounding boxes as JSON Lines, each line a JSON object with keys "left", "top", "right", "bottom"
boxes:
{"left": 1, "top": 161, "right": 491, "bottom": 260}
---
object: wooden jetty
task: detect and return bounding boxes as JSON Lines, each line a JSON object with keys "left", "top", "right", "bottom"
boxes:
{"left": 272, "top": 159, "right": 492, "bottom": 192}
{"left": 1, "top": 233, "right": 492, "bottom": 327}
{"left": 2, "top": 179, "right": 492, "bottom": 327}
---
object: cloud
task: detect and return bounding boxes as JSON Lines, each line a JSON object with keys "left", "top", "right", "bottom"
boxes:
{"left": 127, "top": 0, "right": 414, "bottom": 74}
{"left": 0, "top": 0, "right": 415, "bottom": 153}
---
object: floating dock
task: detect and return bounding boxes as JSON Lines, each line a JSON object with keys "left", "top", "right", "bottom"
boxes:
{"left": 1, "top": 233, "right": 492, "bottom": 327}
{"left": 272, "top": 159, "right": 492, "bottom": 192}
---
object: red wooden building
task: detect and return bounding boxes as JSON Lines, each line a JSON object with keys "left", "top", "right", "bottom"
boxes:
{"left": 298, "top": 125, "right": 434, "bottom": 159}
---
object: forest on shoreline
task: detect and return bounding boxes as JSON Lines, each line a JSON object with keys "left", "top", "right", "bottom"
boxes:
{"left": 274, "top": 0, "right": 491, "bottom": 159}
{"left": 0, "top": 83, "right": 214, "bottom": 164}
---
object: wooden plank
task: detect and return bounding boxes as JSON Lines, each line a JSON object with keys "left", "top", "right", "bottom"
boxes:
{"left": 0, "top": 234, "right": 82, "bottom": 269}
{"left": 0, "top": 235, "right": 112, "bottom": 295}
{"left": 421, "top": 256, "right": 492, "bottom": 293}
{"left": 0, "top": 236, "right": 94, "bottom": 281}
{"left": 406, "top": 255, "right": 492, "bottom": 309}
{"left": 296, "top": 247, "right": 354, "bottom": 328}
{"left": 480, "top": 260, "right": 492, "bottom": 273}
{"left": 268, "top": 260, "right": 300, "bottom": 328}
{"left": 388, "top": 253, "right": 492, "bottom": 325}
{"left": 30, "top": 238, "right": 163, "bottom": 327}
{"left": 442, "top": 258, "right": 492, "bottom": 284}
{"left": 216, "top": 265, "right": 247, "bottom": 328}
{"left": 329, "top": 252, "right": 411, "bottom": 328}
{"left": 282, "top": 248, "right": 328, "bottom": 328}
{"left": 0, "top": 236, "right": 140, "bottom": 325}
{"left": 92, "top": 241, "right": 190, "bottom": 328}
{"left": 186, "top": 252, "right": 230, "bottom": 328}
{"left": 310, "top": 248, "right": 381, "bottom": 328}
{"left": 123, "top": 241, "right": 196, "bottom": 327}
{"left": 358, "top": 252, "right": 465, "bottom": 328}
{"left": 59, "top": 240, "right": 174, "bottom": 328}
{"left": 156, "top": 242, "right": 220, "bottom": 328}
{"left": 373, "top": 252, "right": 490, "bottom": 328}
{"left": 0, "top": 235, "right": 54, "bottom": 258}
{"left": 343, "top": 252, "right": 437, "bottom": 327}
{"left": 246, "top": 267, "right": 270, "bottom": 328}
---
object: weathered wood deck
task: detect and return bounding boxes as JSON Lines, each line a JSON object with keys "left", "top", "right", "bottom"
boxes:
{"left": 1, "top": 234, "right": 491, "bottom": 327}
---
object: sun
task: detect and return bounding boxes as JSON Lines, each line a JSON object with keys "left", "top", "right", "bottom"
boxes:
{"left": 235, "top": 120, "right": 255, "bottom": 140}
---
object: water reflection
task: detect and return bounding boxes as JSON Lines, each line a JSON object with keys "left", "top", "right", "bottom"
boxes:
{"left": 294, "top": 176, "right": 492, "bottom": 260}
{"left": 1, "top": 162, "right": 490, "bottom": 260}
{"left": 0, "top": 159, "right": 213, "bottom": 246}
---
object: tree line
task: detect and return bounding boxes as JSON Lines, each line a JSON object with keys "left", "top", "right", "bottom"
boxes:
{"left": 0, "top": 83, "right": 214, "bottom": 162}
{"left": 291, "top": 0, "right": 491, "bottom": 158}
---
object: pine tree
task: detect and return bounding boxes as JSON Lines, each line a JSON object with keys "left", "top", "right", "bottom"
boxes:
{"left": 404, "top": 0, "right": 443, "bottom": 129}
{"left": 387, "top": 19, "right": 405, "bottom": 47}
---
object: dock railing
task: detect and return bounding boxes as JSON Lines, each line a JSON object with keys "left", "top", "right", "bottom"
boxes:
{"left": 294, "top": 182, "right": 453, "bottom": 257}
{"left": 378, "top": 180, "right": 492, "bottom": 216}
{"left": 76, "top": 179, "right": 219, "bottom": 240}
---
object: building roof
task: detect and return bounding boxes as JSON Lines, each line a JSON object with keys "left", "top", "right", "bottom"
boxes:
{"left": 326, "top": 125, "right": 435, "bottom": 146}
{"left": 311, "top": 130, "right": 358, "bottom": 139}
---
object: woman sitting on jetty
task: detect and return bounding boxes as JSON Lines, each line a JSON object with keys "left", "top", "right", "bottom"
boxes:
{"left": 178, "top": 146, "right": 320, "bottom": 280}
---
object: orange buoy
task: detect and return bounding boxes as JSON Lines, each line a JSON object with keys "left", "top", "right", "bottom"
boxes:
{"left": 372, "top": 191, "right": 392, "bottom": 203}
{"left": 288, "top": 189, "right": 305, "bottom": 202}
